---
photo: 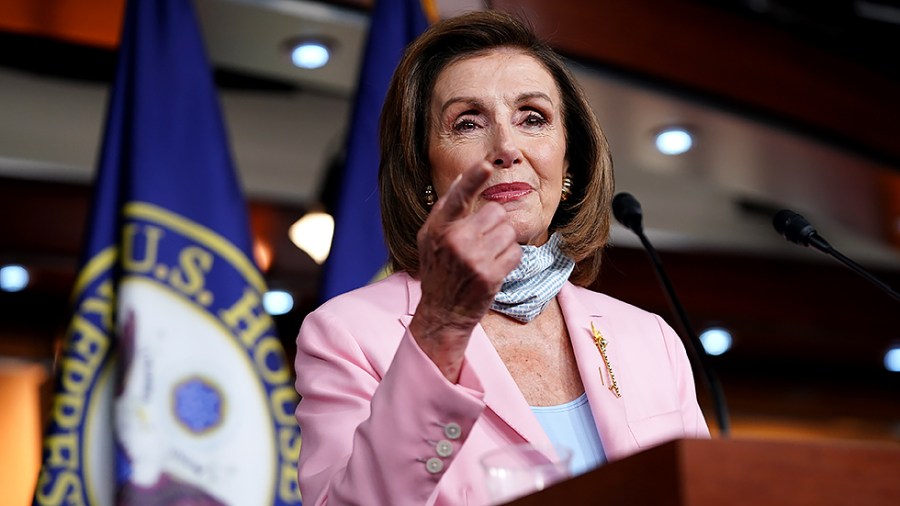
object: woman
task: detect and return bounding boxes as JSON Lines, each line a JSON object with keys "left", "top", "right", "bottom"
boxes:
{"left": 294, "top": 10, "right": 709, "bottom": 506}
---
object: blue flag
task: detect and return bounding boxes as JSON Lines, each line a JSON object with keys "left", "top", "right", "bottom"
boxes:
{"left": 32, "top": 1, "right": 301, "bottom": 505}
{"left": 319, "top": 0, "right": 435, "bottom": 301}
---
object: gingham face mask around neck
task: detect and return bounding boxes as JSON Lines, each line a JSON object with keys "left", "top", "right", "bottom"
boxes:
{"left": 491, "top": 232, "right": 575, "bottom": 322}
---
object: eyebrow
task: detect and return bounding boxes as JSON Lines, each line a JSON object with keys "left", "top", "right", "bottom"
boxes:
{"left": 439, "top": 91, "right": 554, "bottom": 116}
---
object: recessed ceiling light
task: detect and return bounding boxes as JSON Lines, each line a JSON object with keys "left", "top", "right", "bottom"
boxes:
{"left": 0, "top": 264, "right": 29, "bottom": 292}
{"left": 654, "top": 127, "right": 694, "bottom": 155}
{"left": 263, "top": 290, "right": 294, "bottom": 315}
{"left": 289, "top": 41, "right": 331, "bottom": 70}
{"left": 699, "top": 326, "right": 733, "bottom": 356}
{"left": 885, "top": 345, "right": 900, "bottom": 372}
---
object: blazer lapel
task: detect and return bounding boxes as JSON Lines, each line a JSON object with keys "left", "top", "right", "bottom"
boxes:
{"left": 557, "top": 283, "right": 634, "bottom": 461}
{"left": 465, "top": 324, "right": 553, "bottom": 448}
{"left": 400, "top": 275, "right": 552, "bottom": 449}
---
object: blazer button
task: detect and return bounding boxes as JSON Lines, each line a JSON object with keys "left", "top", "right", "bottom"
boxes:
{"left": 443, "top": 422, "right": 462, "bottom": 440}
{"left": 435, "top": 439, "right": 453, "bottom": 457}
{"left": 425, "top": 457, "right": 444, "bottom": 474}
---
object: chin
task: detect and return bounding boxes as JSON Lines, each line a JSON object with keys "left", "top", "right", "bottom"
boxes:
{"left": 514, "top": 228, "right": 550, "bottom": 246}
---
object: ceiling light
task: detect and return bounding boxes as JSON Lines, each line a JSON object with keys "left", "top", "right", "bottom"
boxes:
{"left": 289, "top": 41, "right": 330, "bottom": 69}
{"left": 885, "top": 345, "right": 900, "bottom": 372}
{"left": 263, "top": 290, "right": 294, "bottom": 315}
{"left": 654, "top": 127, "right": 694, "bottom": 155}
{"left": 289, "top": 211, "right": 335, "bottom": 264}
{"left": 0, "top": 264, "right": 29, "bottom": 292}
{"left": 699, "top": 326, "right": 732, "bottom": 356}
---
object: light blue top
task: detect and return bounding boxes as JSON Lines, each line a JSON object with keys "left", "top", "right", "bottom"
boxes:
{"left": 531, "top": 392, "right": 607, "bottom": 476}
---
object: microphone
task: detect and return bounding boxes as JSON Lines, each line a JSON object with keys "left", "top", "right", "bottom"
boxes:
{"left": 772, "top": 209, "right": 832, "bottom": 252}
{"left": 612, "top": 192, "right": 644, "bottom": 235}
{"left": 612, "top": 192, "right": 731, "bottom": 436}
{"left": 773, "top": 209, "right": 900, "bottom": 302}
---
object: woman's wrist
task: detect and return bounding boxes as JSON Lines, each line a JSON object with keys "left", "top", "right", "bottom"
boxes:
{"left": 409, "top": 306, "right": 477, "bottom": 382}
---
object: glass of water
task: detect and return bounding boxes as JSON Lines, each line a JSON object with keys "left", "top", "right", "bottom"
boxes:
{"left": 481, "top": 443, "right": 573, "bottom": 504}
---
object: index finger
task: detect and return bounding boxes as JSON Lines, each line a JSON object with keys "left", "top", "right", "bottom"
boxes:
{"left": 433, "top": 164, "right": 492, "bottom": 222}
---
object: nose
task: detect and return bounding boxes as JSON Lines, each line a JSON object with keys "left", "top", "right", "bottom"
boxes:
{"left": 490, "top": 125, "right": 522, "bottom": 168}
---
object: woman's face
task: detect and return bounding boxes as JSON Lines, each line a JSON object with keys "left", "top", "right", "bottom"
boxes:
{"left": 428, "top": 49, "right": 568, "bottom": 246}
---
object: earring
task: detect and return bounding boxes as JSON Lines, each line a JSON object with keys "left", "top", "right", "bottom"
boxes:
{"left": 561, "top": 173, "right": 573, "bottom": 201}
{"left": 424, "top": 185, "right": 435, "bottom": 207}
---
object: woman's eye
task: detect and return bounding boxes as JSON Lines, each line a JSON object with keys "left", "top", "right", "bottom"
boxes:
{"left": 452, "top": 118, "right": 479, "bottom": 132}
{"left": 523, "top": 112, "right": 548, "bottom": 128}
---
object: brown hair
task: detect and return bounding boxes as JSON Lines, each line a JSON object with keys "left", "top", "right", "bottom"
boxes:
{"left": 379, "top": 10, "right": 614, "bottom": 286}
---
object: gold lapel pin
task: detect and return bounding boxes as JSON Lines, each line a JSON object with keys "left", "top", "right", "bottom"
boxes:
{"left": 591, "top": 322, "right": 621, "bottom": 398}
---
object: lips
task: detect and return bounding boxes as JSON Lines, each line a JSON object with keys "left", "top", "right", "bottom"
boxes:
{"left": 481, "top": 182, "right": 533, "bottom": 203}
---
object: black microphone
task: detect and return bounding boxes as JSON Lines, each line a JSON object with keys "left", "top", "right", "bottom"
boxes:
{"left": 612, "top": 192, "right": 644, "bottom": 235}
{"left": 772, "top": 209, "right": 832, "bottom": 252}
{"left": 612, "top": 192, "right": 731, "bottom": 436}
{"left": 773, "top": 209, "right": 900, "bottom": 302}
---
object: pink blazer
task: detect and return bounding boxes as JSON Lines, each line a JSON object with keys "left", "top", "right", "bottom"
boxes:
{"left": 294, "top": 272, "right": 710, "bottom": 505}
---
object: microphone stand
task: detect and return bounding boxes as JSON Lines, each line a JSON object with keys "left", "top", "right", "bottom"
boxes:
{"left": 774, "top": 209, "right": 900, "bottom": 303}
{"left": 808, "top": 237, "right": 900, "bottom": 303}
{"left": 632, "top": 229, "right": 732, "bottom": 436}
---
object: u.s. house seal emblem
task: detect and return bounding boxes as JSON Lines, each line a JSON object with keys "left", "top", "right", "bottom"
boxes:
{"left": 35, "top": 202, "right": 301, "bottom": 505}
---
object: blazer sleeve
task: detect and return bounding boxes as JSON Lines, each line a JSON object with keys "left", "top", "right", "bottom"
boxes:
{"left": 294, "top": 307, "right": 487, "bottom": 506}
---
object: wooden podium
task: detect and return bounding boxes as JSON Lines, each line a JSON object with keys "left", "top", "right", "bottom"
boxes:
{"left": 508, "top": 437, "right": 900, "bottom": 505}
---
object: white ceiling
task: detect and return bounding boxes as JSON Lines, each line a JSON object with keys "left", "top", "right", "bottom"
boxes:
{"left": 2, "top": 0, "right": 899, "bottom": 271}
